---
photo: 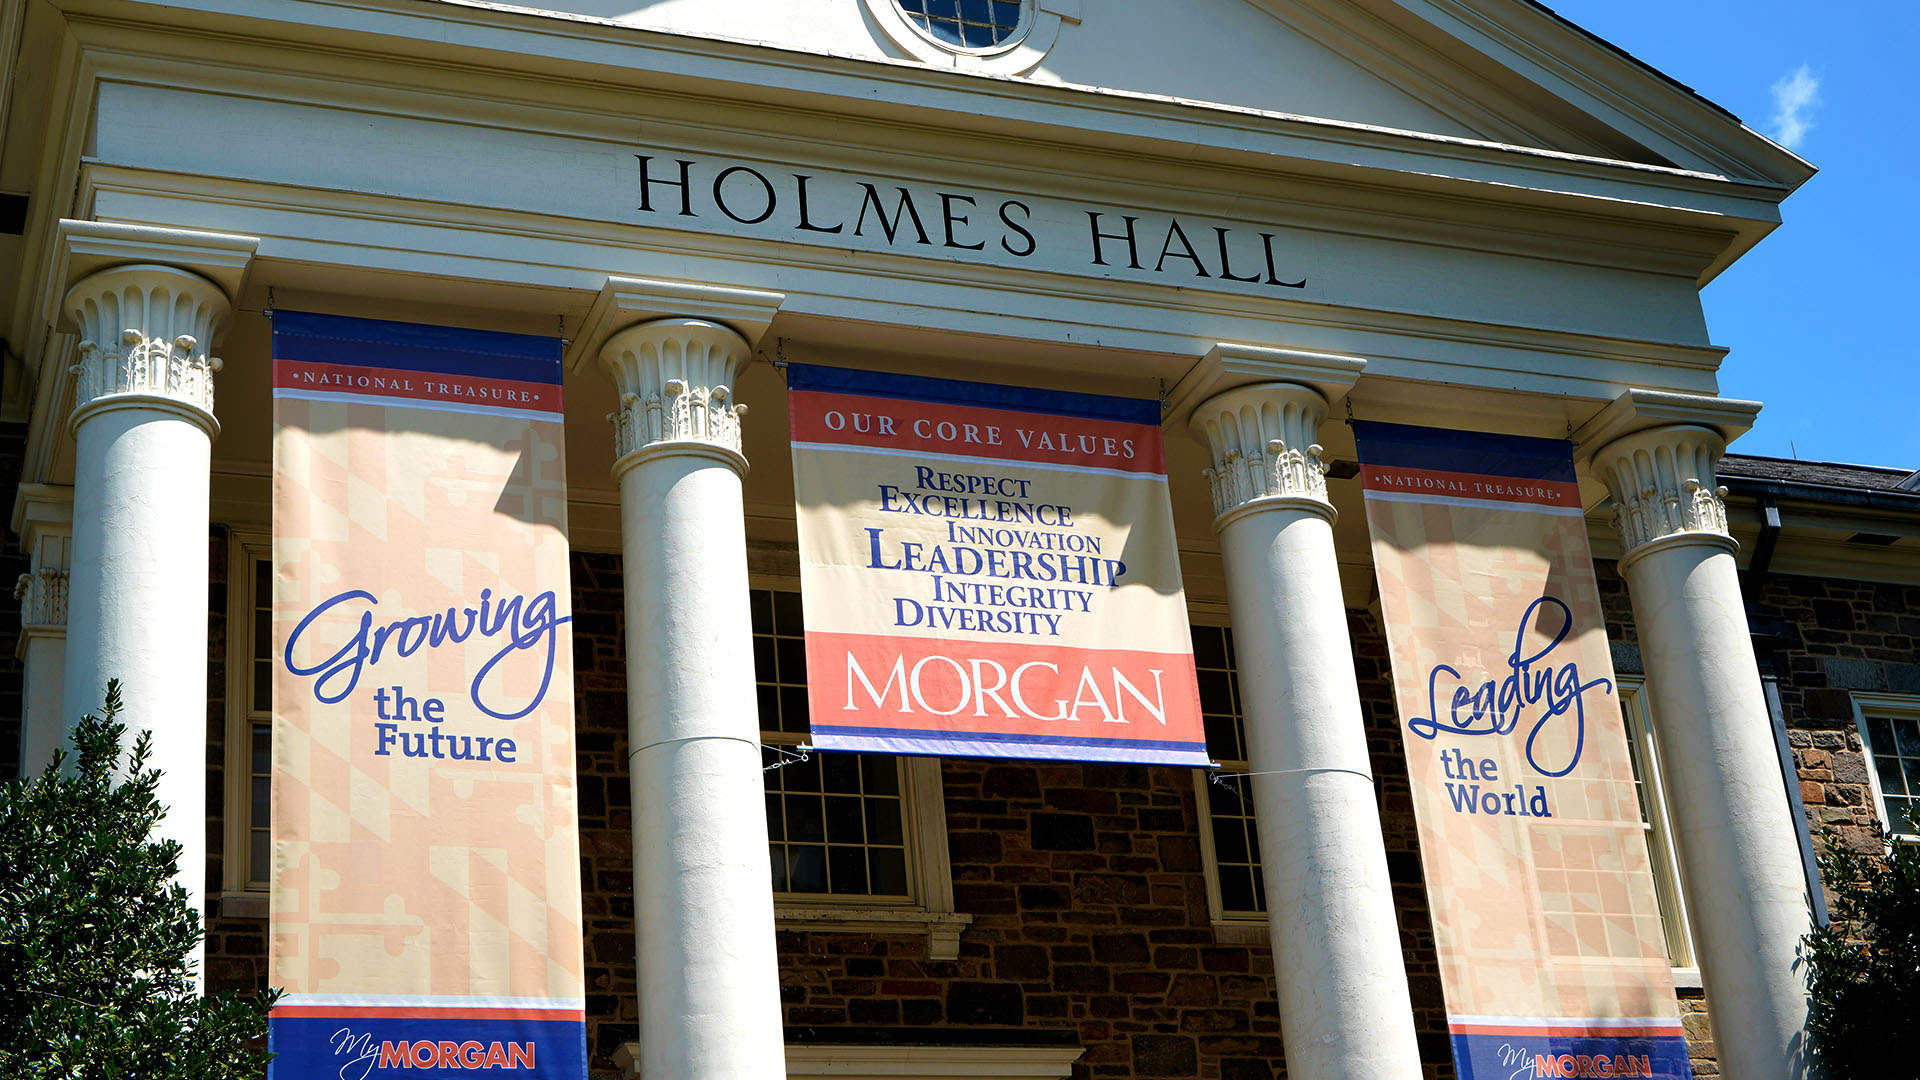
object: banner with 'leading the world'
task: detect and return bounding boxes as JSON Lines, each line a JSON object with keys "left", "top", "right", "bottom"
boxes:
{"left": 787, "top": 364, "right": 1207, "bottom": 765}
{"left": 269, "top": 311, "right": 586, "bottom": 1078}
{"left": 1355, "top": 420, "right": 1691, "bottom": 1080}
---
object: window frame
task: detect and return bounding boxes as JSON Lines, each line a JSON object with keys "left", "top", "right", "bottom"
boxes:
{"left": 1187, "top": 615, "right": 1270, "bottom": 940}
{"left": 1614, "top": 677, "right": 1699, "bottom": 980}
{"left": 749, "top": 584, "right": 968, "bottom": 957}
{"left": 219, "top": 530, "right": 274, "bottom": 915}
{"left": 1851, "top": 691, "right": 1920, "bottom": 844}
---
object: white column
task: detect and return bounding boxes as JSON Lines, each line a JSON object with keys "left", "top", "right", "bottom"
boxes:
{"left": 60, "top": 264, "right": 230, "bottom": 974}
{"left": 1185, "top": 369, "right": 1423, "bottom": 1080}
{"left": 13, "top": 484, "right": 72, "bottom": 774}
{"left": 1585, "top": 406, "right": 1810, "bottom": 1079}
{"left": 599, "top": 318, "right": 785, "bottom": 1080}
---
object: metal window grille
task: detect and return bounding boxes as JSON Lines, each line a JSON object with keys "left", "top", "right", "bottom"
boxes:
{"left": 896, "top": 0, "right": 1023, "bottom": 49}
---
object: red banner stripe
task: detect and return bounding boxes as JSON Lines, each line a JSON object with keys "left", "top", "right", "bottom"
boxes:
{"left": 273, "top": 359, "right": 563, "bottom": 413}
{"left": 1359, "top": 463, "right": 1582, "bottom": 507}
{"left": 790, "top": 389, "right": 1165, "bottom": 474}
{"left": 805, "top": 631, "right": 1202, "bottom": 742}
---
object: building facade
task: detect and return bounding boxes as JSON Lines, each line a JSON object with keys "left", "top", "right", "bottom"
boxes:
{"left": 8, "top": 1, "right": 1908, "bottom": 1078}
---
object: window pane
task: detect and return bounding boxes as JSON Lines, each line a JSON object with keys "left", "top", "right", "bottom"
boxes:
{"left": 750, "top": 590, "right": 774, "bottom": 635}
{"left": 825, "top": 796, "right": 865, "bottom": 842}
{"left": 1889, "top": 797, "right": 1916, "bottom": 836}
{"left": 1213, "top": 819, "right": 1248, "bottom": 863}
{"left": 786, "top": 795, "right": 826, "bottom": 842}
{"left": 788, "top": 846, "right": 827, "bottom": 893}
{"left": 861, "top": 756, "right": 900, "bottom": 796}
{"left": 1867, "top": 716, "right": 1895, "bottom": 752}
{"left": 776, "top": 637, "right": 808, "bottom": 684}
{"left": 1878, "top": 753, "right": 1908, "bottom": 796}
{"left": 252, "top": 724, "right": 272, "bottom": 775}
{"left": 250, "top": 830, "right": 270, "bottom": 886}
{"left": 828, "top": 846, "right": 868, "bottom": 894}
{"left": 1897, "top": 718, "right": 1920, "bottom": 757}
{"left": 1219, "top": 865, "right": 1257, "bottom": 912}
{"left": 869, "top": 849, "right": 909, "bottom": 896}
{"left": 778, "top": 686, "right": 810, "bottom": 734}
{"left": 253, "top": 660, "right": 273, "bottom": 712}
{"left": 773, "top": 590, "right": 805, "bottom": 636}
{"left": 822, "top": 753, "right": 861, "bottom": 794}
{"left": 768, "top": 846, "right": 789, "bottom": 891}
{"left": 866, "top": 798, "right": 904, "bottom": 846}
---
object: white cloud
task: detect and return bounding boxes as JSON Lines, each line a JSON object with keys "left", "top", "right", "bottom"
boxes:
{"left": 1768, "top": 64, "right": 1820, "bottom": 150}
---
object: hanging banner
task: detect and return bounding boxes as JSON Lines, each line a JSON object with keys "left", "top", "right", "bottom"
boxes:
{"left": 787, "top": 364, "right": 1207, "bottom": 765}
{"left": 269, "top": 311, "right": 586, "bottom": 1078}
{"left": 1354, "top": 421, "right": 1691, "bottom": 1080}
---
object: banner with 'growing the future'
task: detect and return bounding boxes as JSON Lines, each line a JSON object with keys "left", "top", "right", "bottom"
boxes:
{"left": 1355, "top": 420, "right": 1691, "bottom": 1080}
{"left": 787, "top": 364, "right": 1207, "bottom": 765}
{"left": 269, "top": 311, "right": 586, "bottom": 1078}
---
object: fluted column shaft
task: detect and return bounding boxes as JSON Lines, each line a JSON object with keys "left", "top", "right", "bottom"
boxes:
{"left": 1193, "top": 382, "right": 1422, "bottom": 1080}
{"left": 61, "top": 264, "right": 229, "bottom": 978}
{"left": 599, "top": 318, "right": 784, "bottom": 1080}
{"left": 14, "top": 485, "right": 73, "bottom": 774}
{"left": 1589, "top": 423, "right": 1810, "bottom": 1078}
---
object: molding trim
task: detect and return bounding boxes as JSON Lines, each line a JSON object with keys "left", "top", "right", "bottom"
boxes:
{"left": 566, "top": 275, "right": 784, "bottom": 376}
{"left": 1164, "top": 343, "right": 1365, "bottom": 432}
{"left": 1571, "top": 387, "right": 1760, "bottom": 455}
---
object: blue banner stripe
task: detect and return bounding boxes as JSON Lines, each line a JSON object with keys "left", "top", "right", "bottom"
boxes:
{"left": 269, "top": 1016, "right": 586, "bottom": 1078}
{"left": 1450, "top": 1032, "right": 1692, "bottom": 1079}
{"left": 787, "top": 362, "right": 1161, "bottom": 425}
{"left": 1351, "top": 419, "right": 1577, "bottom": 483}
{"left": 811, "top": 724, "right": 1206, "bottom": 753}
{"left": 273, "top": 310, "right": 562, "bottom": 385}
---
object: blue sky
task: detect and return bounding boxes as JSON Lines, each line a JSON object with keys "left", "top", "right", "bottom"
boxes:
{"left": 1544, "top": 1, "right": 1919, "bottom": 468}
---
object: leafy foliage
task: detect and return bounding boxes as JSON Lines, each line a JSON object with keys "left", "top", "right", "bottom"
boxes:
{"left": 1804, "top": 827, "right": 1920, "bottom": 1078}
{"left": 0, "top": 682, "right": 279, "bottom": 1078}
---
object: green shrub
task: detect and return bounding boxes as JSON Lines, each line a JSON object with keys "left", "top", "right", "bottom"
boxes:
{"left": 1804, "top": 826, "right": 1920, "bottom": 1078}
{"left": 0, "top": 682, "right": 279, "bottom": 1078}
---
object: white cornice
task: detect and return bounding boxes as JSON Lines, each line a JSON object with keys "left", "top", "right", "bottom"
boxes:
{"left": 566, "top": 276, "right": 783, "bottom": 376}
{"left": 55, "top": 0, "right": 1799, "bottom": 232}
{"left": 1571, "top": 387, "right": 1762, "bottom": 457}
{"left": 75, "top": 165, "right": 1731, "bottom": 409}
{"left": 1364, "top": 0, "right": 1814, "bottom": 191}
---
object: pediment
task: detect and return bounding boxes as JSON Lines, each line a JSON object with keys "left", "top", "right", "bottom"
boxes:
{"left": 536, "top": 0, "right": 1806, "bottom": 187}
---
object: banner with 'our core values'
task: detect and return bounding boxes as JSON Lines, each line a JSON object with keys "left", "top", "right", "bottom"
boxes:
{"left": 269, "top": 311, "right": 586, "bottom": 1078}
{"left": 787, "top": 364, "right": 1207, "bottom": 765}
{"left": 1354, "top": 421, "right": 1691, "bottom": 1080}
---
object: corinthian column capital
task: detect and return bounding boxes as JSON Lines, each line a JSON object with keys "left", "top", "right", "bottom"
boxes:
{"left": 600, "top": 319, "right": 756, "bottom": 477}
{"left": 1573, "top": 389, "right": 1761, "bottom": 567}
{"left": 63, "top": 264, "right": 232, "bottom": 436}
{"left": 1191, "top": 382, "right": 1335, "bottom": 523}
{"left": 15, "top": 567, "right": 69, "bottom": 631}
{"left": 12, "top": 483, "right": 73, "bottom": 638}
{"left": 1588, "top": 424, "right": 1734, "bottom": 563}
{"left": 1166, "top": 343, "right": 1365, "bottom": 527}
